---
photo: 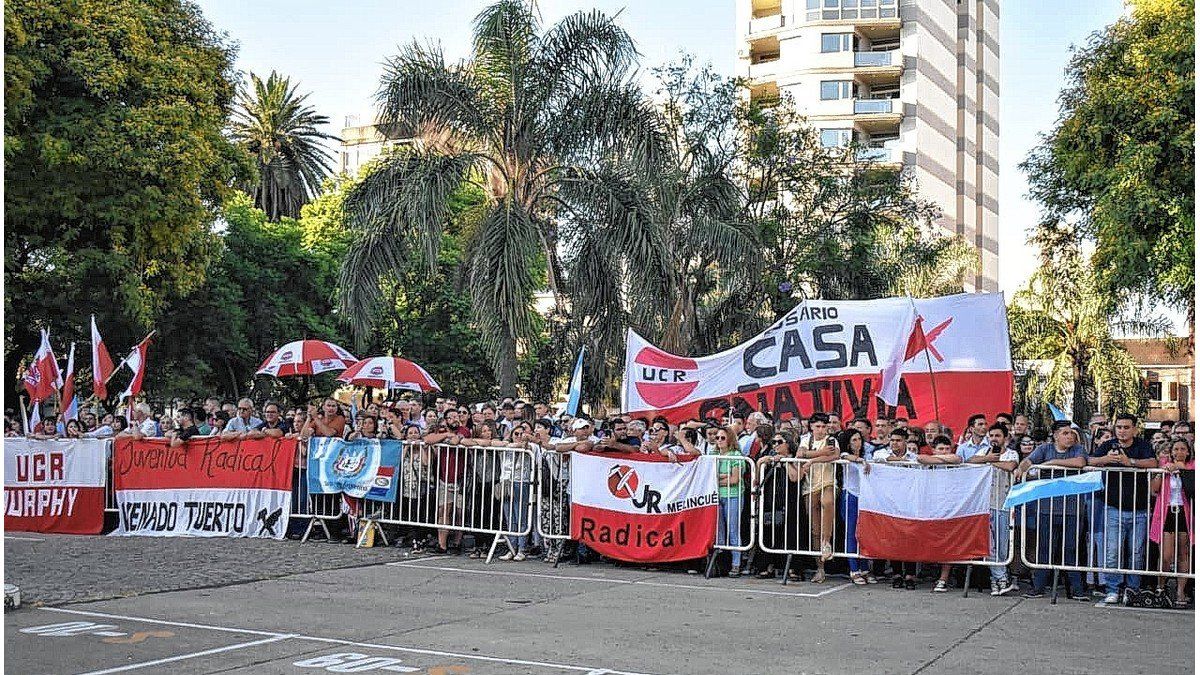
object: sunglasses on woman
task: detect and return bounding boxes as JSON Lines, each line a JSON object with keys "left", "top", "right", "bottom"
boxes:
{"left": 772, "top": 438, "right": 785, "bottom": 445}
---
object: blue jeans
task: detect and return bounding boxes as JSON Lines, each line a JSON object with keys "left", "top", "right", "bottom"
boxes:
{"left": 717, "top": 495, "right": 743, "bottom": 568}
{"left": 840, "top": 491, "right": 870, "bottom": 573}
{"left": 989, "top": 509, "right": 1010, "bottom": 582}
{"left": 1102, "top": 506, "right": 1148, "bottom": 594}
{"left": 1032, "top": 514, "right": 1085, "bottom": 595}
{"left": 505, "top": 482, "right": 532, "bottom": 551}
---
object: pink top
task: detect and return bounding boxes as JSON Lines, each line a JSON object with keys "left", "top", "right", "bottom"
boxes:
{"left": 1150, "top": 459, "right": 1194, "bottom": 544}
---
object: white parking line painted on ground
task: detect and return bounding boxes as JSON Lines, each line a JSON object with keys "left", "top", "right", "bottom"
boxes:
{"left": 386, "top": 560, "right": 852, "bottom": 598}
{"left": 5, "top": 535, "right": 46, "bottom": 542}
{"left": 39, "top": 607, "right": 656, "bottom": 675}
{"left": 75, "top": 634, "right": 293, "bottom": 674}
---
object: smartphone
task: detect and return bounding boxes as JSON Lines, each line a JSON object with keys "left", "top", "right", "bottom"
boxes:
{"left": 595, "top": 429, "right": 608, "bottom": 439}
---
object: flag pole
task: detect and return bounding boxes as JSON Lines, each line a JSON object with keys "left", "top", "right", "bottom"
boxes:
{"left": 19, "top": 395, "right": 30, "bottom": 436}
{"left": 906, "top": 294, "right": 942, "bottom": 431}
{"left": 102, "top": 330, "right": 156, "bottom": 387}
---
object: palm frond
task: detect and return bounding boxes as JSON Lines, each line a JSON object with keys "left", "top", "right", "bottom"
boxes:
{"left": 376, "top": 41, "right": 494, "bottom": 141}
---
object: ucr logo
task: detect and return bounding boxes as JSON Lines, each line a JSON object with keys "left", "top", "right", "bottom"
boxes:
{"left": 633, "top": 347, "right": 699, "bottom": 408}
{"left": 607, "top": 464, "right": 639, "bottom": 499}
{"left": 278, "top": 350, "right": 294, "bottom": 362}
{"left": 369, "top": 365, "right": 385, "bottom": 376}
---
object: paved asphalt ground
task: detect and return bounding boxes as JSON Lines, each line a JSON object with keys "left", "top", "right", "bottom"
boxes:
{"left": 4, "top": 534, "right": 1193, "bottom": 674}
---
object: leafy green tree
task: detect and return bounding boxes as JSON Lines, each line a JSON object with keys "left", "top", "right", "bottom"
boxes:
{"left": 1008, "top": 227, "right": 1168, "bottom": 425}
{"left": 1021, "top": 0, "right": 1195, "bottom": 321}
{"left": 740, "top": 99, "right": 974, "bottom": 315}
{"left": 337, "top": 0, "right": 665, "bottom": 395}
{"left": 562, "top": 58, "right": 760, "bottom": 396}
{"left": 230, "top": 71, "right": 339, "bottom": 221}
{"left": 4, "top": 0, "right": 250, "bottom": 403}
{"left": 148, "top": 192, "right": 344, "bottom": 402}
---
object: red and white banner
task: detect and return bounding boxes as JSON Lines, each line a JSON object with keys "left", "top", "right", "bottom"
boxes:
{"left": 854, "top": 463, "right": 992, "bottom": 562}
{"left": 112, "top": 437, "right": 294, "bottom": 538}
{"left": 5, "top": 438, "right": 107, "bottom": 534}
{"left": 570, "top": 451, "right": 718, "bottom": 563}
{"left": 622, "top": 293, "right": 1012, "bottom": 434}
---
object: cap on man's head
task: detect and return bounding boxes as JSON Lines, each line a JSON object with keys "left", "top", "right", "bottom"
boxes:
{"left": 571, "top": 418, "right": 592, "bottom": 431}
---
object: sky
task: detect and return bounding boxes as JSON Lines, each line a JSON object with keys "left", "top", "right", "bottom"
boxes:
{"left": 197, "top": 0, "right": 1128, "bottom": 301}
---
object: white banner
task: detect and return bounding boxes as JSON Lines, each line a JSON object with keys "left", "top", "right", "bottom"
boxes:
{"left": 4, "top": 438, "right": 106, "bottom": 488}
{"left": 113, "top": 487, "right": 290, "bottom": 539}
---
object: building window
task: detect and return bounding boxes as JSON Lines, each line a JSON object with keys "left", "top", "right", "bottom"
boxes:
{"left": 820, "top": 129, "right": 854, "bottom": 148}
{"left": 820, "top": 80, "right": 855, "bottom": 100}
{"left": 821, "top": 33, "right": 857, "bottom": 52}
{"left": 1148, "top": 381, "right": 1163, "bottom": 401}
{"left": 808, "top": 0, "right": 896, "bottom": 21}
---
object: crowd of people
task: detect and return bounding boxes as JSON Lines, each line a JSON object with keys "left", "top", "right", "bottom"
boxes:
{"left": 6, "top": 396, "right": 1194, "bottom": 606}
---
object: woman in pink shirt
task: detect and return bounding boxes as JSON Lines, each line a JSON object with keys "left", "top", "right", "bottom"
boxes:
{"left": 1150, "top": 438, "right": 1193, "bottom": 607}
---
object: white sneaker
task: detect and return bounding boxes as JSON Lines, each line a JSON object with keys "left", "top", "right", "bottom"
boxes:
{"left": 1104, "top": 592, "right": 1120, "bottom": 605}
{"left": 513, "top": 551, "right": 527, "bottom": 561}
{"left": 995, "top": 579, "right": 1018, "bottom": 596}
{"left": 989, "top": 579, "right": 1001, "bottom": 596}
{"left": 933, "top": 580, "right": 948, "bottom": 593}
{"left": 498, "top": 551, "right": 515, "bottom": 561}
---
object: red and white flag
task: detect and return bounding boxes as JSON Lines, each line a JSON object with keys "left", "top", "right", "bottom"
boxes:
{"left": 23, "top": 329, "right": 63, "bottom": 403}
{"left": 855, "top": 463, "right": 992, "bottom": 563}
{"left": 118, "top": 335, "right": 153, "bottom": 403}
{"left": 91, "top": 315, "right": 115, "bottom": 400}
{"left": 5, "top": 438, "right": 108, "bottom": 534}
{"left": 61, "top": 343, "right": 78, "bottom": 422}
{"left": 570, "top": 451, "right": 719, "bottom": 563}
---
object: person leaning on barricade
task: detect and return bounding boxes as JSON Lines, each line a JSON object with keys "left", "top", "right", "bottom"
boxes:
{"left": 1150, "top": 437, "right": 1194, "bottom": 608}
{"left": 706, "top": 426, "right": 747, "bottom": 576}
{"left": 533, "top": 418, "right": 571, "bottom": 563}
{"left": 835, "top": 428, "right": 878, "bottom": 586}
{"left": 915, "top": 434, "right": 963, "bottom": 592}
{"left": 958, "top": 421, "right": 1020, "bottom": 596}
{"left": 1013, "top": 420, "right": 1090, "bottom": 601}
{"left": 167, "top": 409, "right": 202, "bottom": 447}
{"left": 460, "top": 421, "right": 502, "bottom": 559}
{"left": 756, "top": 431, "right": 803, "bottom": 581}
{"left": 423, "top": 412, "right": 471, "bottom": 555}
{"left": 1089, "top": 413, "right": 1157, "bottom": 604}
{"left": 871, "top": 429, "right": 920, "bottom": 588}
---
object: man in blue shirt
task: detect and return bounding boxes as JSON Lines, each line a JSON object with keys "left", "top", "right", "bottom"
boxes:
{"left": 223, "top": 398, "right": 263, "bottom": 438}
{"left": 1015, "top": 420, "right": 1090, "bottom": 600}
{"left": 1088, "top": 413, "right": 1158, "bottom": 604}
{"left": 955, "top": 413, "right": 991, "bottom": 461}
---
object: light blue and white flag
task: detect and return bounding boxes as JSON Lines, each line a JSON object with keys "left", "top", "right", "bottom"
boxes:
{"left": 1002, "top": 471, "right": 1103, "bottom": 510}
{"left": 1046, "top": 402, "right": 1068, "bottom": 422}
{"left": 565, "top": 346, "right": 586, "bottom": 417}
{"left": 307, "top": 437, "right": 402, "bottom": 502}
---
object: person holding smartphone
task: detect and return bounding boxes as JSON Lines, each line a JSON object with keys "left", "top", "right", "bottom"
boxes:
{"left": 1090, "top": 413, "right": 1159, "bottom": 604}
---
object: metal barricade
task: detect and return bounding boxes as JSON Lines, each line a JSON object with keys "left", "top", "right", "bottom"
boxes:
{"left": 536, "top": 448, "right": 573, "bottom": 565}
{"left": 756, "top": 459, "right": 1015, "bottom": 588}
{"left": 368, "top": 443, "right": 536, "bottom": 563}
{"left": 699, "top": 453, "right": 757, "bottom": 577}
{"left": 1019, "top": 464, "right": 1194, "bottom": 604}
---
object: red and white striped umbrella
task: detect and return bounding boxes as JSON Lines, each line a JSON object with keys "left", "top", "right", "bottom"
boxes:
{"left": 337, "top": 356, "right": 441, "bottom": 392}
{"left": 256, "top": 340, "right": 358, "bottom": 377}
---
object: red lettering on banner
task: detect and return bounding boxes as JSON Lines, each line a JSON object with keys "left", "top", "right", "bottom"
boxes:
{"left": 113, "top": 437, "right": 294, "bottom": 491}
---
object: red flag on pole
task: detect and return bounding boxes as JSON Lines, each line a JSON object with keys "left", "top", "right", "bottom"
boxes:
{"left": 118, "top": 335, "right": 153, "bottom": 403}
{"left": 61, "top": 343, "right": 78, "bottom": 421}
{"left": 23, "top": 329, "right": 62, "bottom": 403}
{"left": 91, "top": 315, "right": 115, "bottom": 400}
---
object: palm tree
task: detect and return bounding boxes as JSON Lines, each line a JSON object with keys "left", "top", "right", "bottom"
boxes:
{"left": 230, "top": 71, "right": 338, "bottom": 221}
{"left": 1009, "top": 227, "right": 1169, "bottom": 424}
{"left": 560, "top": 58, "right": 761, "bottom": 394}
{"left": 338, "top": 1, "right": 665, "bottom": 394}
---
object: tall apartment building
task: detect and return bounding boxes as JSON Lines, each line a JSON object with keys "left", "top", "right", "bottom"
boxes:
{"left": 736, "top": 0, "right": 1000, "bottom": 291}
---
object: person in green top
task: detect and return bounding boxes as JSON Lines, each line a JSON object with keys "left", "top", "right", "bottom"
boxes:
{"left": 708, "top": 427, "right": 746, "bottom": 576}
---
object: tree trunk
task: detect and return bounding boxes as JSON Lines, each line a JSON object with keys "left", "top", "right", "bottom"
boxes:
{"left": 1073, "top": 355, "right": 1092, "bottom": 427}
{"left": 497, "top": 335, "right": 518, "bottom": 398}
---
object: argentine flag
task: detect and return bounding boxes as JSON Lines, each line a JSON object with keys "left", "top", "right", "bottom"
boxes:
{"left": 565, "top": 346, "right": 585, "bottom": 417}
{"left": 1046, "top": 402, "right": 1068, "bottom": 422}
{"left": 1002, "top": 471, "right": 1103, "bottom": 510}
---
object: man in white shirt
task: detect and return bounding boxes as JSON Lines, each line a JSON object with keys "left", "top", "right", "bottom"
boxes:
{"left": 122, "top": 403, "right": 159, "bottom": 438}
{"left": 955, "top": 414, "right": 991, "bottom": 462}
{"left": 224, "top": 398, "right": 263, "bottom": 438}
{"left": 960, "top": 422, "right": 1019, "bottom": 597}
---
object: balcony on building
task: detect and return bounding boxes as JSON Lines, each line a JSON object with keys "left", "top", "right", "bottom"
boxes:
{"left": 748, "top": 36, "right": 781, "bottom": 79}
{"left": 748, "top": 0, "right": 784, "bottom": 34}
{"left": 749, "top": 81, "right": 781, "bottom": 109}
